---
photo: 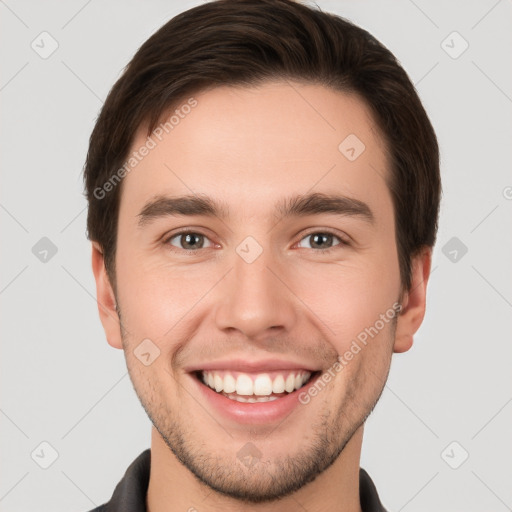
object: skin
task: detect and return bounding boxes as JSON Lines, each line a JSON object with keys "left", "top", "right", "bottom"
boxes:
{"left": 92, "top": 81, "right": 431, "bottom": 512}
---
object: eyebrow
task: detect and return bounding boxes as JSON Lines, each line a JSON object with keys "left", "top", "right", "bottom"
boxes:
{"left": 137, "top": 192, "right": 375, "bottom": 228}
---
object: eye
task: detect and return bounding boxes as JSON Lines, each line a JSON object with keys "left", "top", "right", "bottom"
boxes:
{"left": 165, "top": 231, "right": 215, "bottom": 251}
{"left": 296, "top": 231, "right": 348, "bottom": 252}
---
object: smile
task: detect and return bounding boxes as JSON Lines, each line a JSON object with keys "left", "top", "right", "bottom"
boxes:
{"left": 198, "top": 369, "right": 315, "bottom": 402}
{"left": 189, "top": 366, "right": 322, "bottom": 424}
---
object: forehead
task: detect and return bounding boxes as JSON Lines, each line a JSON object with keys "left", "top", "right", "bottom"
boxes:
{"left": 119, "top": 81, "right": 392, "bottom": 222}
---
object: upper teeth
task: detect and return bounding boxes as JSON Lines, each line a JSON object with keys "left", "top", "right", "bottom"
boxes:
{"left": 201, "top": 370, "right": 312, "bottom": 396}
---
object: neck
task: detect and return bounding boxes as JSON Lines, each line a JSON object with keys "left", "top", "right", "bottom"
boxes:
{"left": 146, "top": 425, "right": 364, "bottom": 512}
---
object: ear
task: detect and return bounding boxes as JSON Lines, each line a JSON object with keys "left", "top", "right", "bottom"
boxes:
{"left": 91, "top": 241, "right": 123, "bottom": 349}
{"left": 393, "top": 247, "right": 432, "bottom": 354}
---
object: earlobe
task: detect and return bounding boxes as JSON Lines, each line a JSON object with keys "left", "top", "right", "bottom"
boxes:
{"left": 393, "top": 247, "right": 432, "bottom": 354}
{"left": 91, "top": 242, "right": 123, "bottom": 350}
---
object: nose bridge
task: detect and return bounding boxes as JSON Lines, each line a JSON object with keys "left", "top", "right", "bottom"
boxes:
{"left": 214, "top": 242, "right": 296, "bottom": 339}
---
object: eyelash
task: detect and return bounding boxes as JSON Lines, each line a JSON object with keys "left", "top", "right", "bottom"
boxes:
{"left": 162, "top": 229, "right": 350, "bottom": 255}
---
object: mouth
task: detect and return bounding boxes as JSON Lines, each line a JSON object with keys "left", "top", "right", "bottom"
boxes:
{"left": 188, "top": 367, "right": 322, "bottom": 424}
{"left": 193, "top": 369, "right": 318, "bottom": 402}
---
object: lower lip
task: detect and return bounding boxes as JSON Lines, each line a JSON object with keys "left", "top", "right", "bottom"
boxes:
{"left": 190, "top": 372, "right": 321, "bottom": 425}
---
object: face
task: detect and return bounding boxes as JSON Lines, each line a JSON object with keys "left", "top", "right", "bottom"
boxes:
{"left": 93, "top": 81, "right": 429, "bottom": 503}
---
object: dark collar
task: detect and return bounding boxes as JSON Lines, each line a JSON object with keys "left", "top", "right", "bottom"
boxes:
{"left": 88, "top": 449, "right": 388, "bottom": 512}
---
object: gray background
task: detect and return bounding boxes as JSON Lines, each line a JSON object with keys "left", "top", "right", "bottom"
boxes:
{"left": 1, "top": 0, "right": 511, "bottom": 511}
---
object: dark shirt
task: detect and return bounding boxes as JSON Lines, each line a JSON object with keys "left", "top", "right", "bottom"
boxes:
{"left": 87, "top": 449, "right": 388, "bottom": 512}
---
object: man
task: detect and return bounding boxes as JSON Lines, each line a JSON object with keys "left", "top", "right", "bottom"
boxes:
{"left": 84, "top": 0, "right": 441, "bottom": 510}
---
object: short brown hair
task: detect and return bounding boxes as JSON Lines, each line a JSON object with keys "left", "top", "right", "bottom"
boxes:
{"left": 83, "top": 0, "right": 441, "bottom": 293}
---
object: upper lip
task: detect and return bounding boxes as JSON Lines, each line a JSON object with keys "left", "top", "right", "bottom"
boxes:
{"left": 185, "top": 358, "right": 320, "bottom": 373}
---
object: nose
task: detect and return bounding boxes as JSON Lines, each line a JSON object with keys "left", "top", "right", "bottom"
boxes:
{"left": 214, "top": 248, "right": 298, "bottom": 341}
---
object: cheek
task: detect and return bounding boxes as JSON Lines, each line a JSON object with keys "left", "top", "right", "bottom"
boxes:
{"left": 116, "top": 245, "right": 219, "bottom": 340}
{"left": 289, "top": 255, "right": 400, "bottom": 346}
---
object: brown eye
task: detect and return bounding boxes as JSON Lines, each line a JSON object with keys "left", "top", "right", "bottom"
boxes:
{"left": 167, "top": 232, "right": 213, "bottom": 251}
{"left": 296, "top": 231, "right": 346, "bottom": 252}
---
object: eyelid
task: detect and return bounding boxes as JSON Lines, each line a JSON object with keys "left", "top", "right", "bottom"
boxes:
{"left": 162, "top": 227, "right": 351, "bottom": 253}
{"left": 295, "top": 228, "right": 351, "bottom": 248}
{"left": 163, "top": 228, "right": 217, "bottom": 250}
